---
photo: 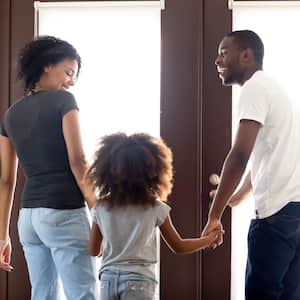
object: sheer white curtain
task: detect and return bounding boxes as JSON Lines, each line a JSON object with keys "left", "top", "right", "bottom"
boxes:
{"left": 35, "top": 2, "right": 161, "bottom": 299}
{"left": 232, "top": 3, "right": 300, "bottom": 300}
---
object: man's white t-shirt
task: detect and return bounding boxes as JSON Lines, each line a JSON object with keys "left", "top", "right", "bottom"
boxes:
{"left": 238, "top": 70, "right": 300, "bottom": 218}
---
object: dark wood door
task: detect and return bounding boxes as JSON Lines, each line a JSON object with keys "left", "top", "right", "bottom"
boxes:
{"left": 0, "top": 0, "right": 232, "bottom": 299}
{"left": 160, "top": 0, "right": 232, "bottom": 299}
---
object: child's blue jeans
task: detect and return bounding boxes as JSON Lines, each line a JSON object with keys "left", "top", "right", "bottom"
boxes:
{"left": 246, "top": 202, "right": 300, "bottom": 300}
{"left": 99, "top": 269, "right": 157, "bottom": 300}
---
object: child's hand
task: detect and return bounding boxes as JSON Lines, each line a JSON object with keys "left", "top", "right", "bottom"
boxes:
{"left": 202, "top": 228, "right": 224, "bottom": 249}
{"left": 202, "top": 218, "right": 224, "bottom": 249}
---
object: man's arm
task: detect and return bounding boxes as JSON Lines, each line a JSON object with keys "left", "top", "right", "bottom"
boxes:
{"left": 202, "top": 120, "right": 260, "bottom": 244}
{"left": 228, "top": 172, "right": 252, "bottom": 207}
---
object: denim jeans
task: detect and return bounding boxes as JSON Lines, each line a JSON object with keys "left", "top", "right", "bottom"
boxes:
{"left": 18, "top": 207, "right": 98, "bottom": 300}
{"left": 246, "top": 202, "right": 300, "bottom": 300}
{"left": 99, "top": 269, "right": 157, "bottom": 300}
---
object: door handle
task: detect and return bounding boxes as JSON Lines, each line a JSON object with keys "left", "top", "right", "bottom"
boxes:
{"left": 209, "top": 173, "right": 220, "bottom": 200}
{"left": 209, "top": 173, "right": 220, "bottom": 185}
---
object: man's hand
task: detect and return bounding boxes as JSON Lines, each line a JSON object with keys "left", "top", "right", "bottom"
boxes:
{"left": 201, "top": 219, "right": 224, "bottom": 249}
{"left": 0, "top": 239, "right": 13, "bottom": 272}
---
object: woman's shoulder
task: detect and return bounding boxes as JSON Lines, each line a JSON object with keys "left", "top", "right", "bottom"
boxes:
{"left": 44, "top": 89, "right": 76, "bottom": 101}
{"left": 43, "top": 90, "right": 78, "bottom": 112}
{"left": 2, "top": 95, "right": 27, "bottom": 120}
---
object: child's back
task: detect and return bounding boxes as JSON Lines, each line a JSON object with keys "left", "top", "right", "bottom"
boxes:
{"left": 92, "top": 200, "right": 169, "bottom": 280}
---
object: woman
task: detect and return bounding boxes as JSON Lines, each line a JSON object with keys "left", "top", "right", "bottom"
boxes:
{"left": 0, "top": 36, "right": 97, "bottom": 299}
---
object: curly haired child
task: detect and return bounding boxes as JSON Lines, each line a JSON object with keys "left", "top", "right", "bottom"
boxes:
{"left": 87, "top": 132, "right": 220, "bottom": 300}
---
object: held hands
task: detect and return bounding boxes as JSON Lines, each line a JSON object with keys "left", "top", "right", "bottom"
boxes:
{"left": 201, "top": 219, "right": 224, "bottom": 249}
{"left": 0, "top": 238, "right": 13, "bottom": 272}
{"left": 202, "top": 227, "right": 224, "bottom": 249}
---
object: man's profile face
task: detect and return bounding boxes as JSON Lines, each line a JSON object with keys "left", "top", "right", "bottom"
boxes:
{"left": 215, "top": 36, "right": 245, "bottom": 86}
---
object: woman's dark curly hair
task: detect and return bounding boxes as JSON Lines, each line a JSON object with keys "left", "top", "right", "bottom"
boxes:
{"left": 17, "top": 36, "right": 81, "bottom": 93}
{"left": 87, "top": 133, "right": 173, "bottom": 208}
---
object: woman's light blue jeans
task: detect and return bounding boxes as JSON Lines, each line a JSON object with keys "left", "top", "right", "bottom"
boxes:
{"left": 99, "top": 269, "right": 157, "bottom": 300}
{"left": 18, "top": 207, "right": 98, "bottom": 300}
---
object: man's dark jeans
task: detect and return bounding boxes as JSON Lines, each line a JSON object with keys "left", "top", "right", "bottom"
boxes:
{"left": 246, "top": 202, "right": 300, "bottom": 300}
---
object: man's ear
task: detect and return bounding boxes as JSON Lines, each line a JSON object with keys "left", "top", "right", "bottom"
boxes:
{"left": 241, "top": 48, "right": 254, "bottom": 65}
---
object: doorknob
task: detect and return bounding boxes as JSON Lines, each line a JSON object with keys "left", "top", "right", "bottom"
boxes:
{"left": 209, "top": 189, "right": 216, "bottom": 200}
{"left": 209, "top": 173, "right": 220, "bottom": 201}
{"left": 209, "top": 173, "right": 220, "bottom": 186}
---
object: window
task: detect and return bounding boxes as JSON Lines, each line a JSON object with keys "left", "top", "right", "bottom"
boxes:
{"left": 35, "top": 1, "right": 162, "bottom": 159}
{"left": 35, "top": 2, "right": 162, "bottom": 298}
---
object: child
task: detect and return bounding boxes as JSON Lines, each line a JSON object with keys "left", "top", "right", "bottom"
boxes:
{"left": 87, "top": 132, "right": 220, "bottom": 300}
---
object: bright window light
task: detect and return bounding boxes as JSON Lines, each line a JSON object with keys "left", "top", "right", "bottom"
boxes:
{"left": 36, "top": 1, "right": 161, "bottom": 160}
{"left": 232, "top": 3, "right": 300, "bottom": 300}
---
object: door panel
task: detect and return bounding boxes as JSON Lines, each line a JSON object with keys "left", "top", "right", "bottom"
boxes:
{"left": 160, "top": 0, "right": 205, "bottom": 299}
{"left": 160, "top": 0, "right": 231, "bottom": 299}
{"left": 201, "top": 1, "right": 232, "bottom": 299}
{"left": 2, "top": 0, "right": 232, "bottom": 299}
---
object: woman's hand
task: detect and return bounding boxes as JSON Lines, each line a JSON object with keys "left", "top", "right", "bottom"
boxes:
{"left": 0, "top": 239, "right": 13, "bottom": 272}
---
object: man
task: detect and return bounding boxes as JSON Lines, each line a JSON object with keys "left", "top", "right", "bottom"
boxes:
{"left": 202, "top": 30, "right": 300, "bottom": 300}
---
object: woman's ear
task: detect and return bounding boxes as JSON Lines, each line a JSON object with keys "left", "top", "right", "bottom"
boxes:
{"left": 43, "top": 65, "right": 52, "bottom": 74}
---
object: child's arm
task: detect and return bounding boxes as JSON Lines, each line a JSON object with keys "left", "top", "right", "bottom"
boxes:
{"left": 88, "top": 222, "right": 103, "bottom": 256}
{"left": 160, "top": 215, "right": 221, "bottom": 254}
{"left": 228, "top": 172, "right": 252, "bottom": 207}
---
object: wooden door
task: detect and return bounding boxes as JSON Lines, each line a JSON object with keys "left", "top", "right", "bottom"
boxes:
{"left": 0, "top": 0, "right": 232, "bottom": 299}
{"left": 160, "top": 0, "right": 231, "bottom": 299}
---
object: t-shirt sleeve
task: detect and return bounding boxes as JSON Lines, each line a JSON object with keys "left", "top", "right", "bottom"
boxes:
{"left": 238, "top": 82, "right": 269, "bottom": 126}
{"left": 0, "top": 112, "right": 8, "bottom": 137}
{"left": 91, "top": 207, "right": 99, "bottom": 224}
{"left": 59, "top": 91, "right": 79, "bottom": 117}
{"left": 156, "top": 201, "right": 171, "bottom": 227}
{"left": 0, "top": 121, "right": 8, "bottom": 137}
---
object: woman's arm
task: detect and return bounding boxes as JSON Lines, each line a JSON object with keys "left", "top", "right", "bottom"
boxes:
{"left": 88, "top": 222, "right": 103, "bottom": 256}
{"left": 0, "top": 136, "right": 18, "bottom": 271}
{"left": 160, "top": 215, "right": 220, "bottom": 254}
{"left": 0, "top": 136, "right": 18, "bottom": 240}
{"left": 62, "top": 110, "right": 95, "bottom": 208}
